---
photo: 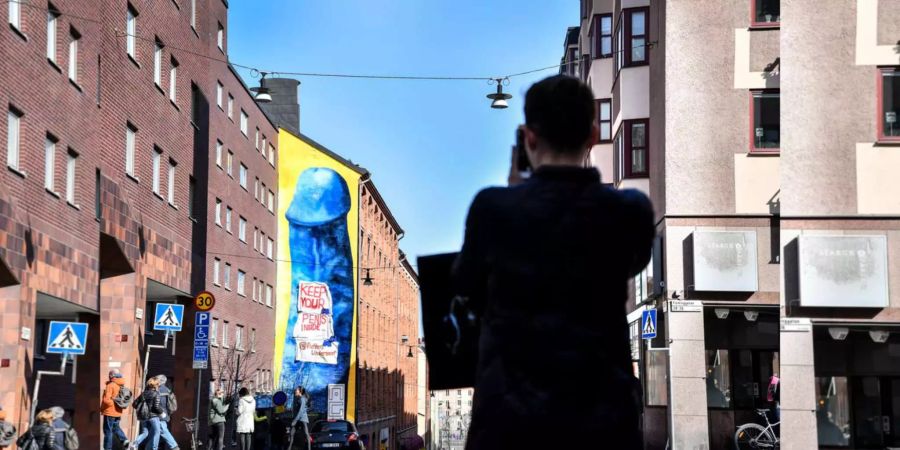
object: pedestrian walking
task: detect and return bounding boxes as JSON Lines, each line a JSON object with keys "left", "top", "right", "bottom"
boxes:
{"left": 235, "top": 388, "right": 256, "bottom": 450}
{"left": 153, "top": 375, "right": 179, "bottom": 450}
{"left": 130, "top": 378, "right": 165, "bottom": 450}
{"left": 17, "top": 409, "right": 56, "bottom": 450}
{"left": 207, "top": 389, "right": 229, "bottom": 450}
{"left": 48, "top": 407, "right": 78, "bottom": 450}
{"left": 100, "top": 370, "right": 130, "bottom": 450}
{"left": 454, "top": 75, "right": 653, "bottom": 450}
{"left": 289, "top": 387, "right": 309, "bottom": 450}
{"left": 0, "top": 407, "right": 16, "bottom": 449}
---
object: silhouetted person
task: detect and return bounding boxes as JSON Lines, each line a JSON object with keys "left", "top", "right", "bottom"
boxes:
{"left": 455, "top": 75, "right": 653, "bottom": 450}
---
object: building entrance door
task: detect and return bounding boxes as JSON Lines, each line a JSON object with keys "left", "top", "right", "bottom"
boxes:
{"left": 852, "top": 377, "right": 900, "bottom": 448}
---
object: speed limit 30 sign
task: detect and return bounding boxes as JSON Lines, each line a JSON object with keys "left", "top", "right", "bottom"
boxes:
{"left": 194, "top": 291, "right": 216, "bottom": 311}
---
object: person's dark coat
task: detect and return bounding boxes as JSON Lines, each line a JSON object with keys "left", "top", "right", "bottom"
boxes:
{"left": 454, "top": 166, "right": 654, "bottom": 450}
{"left": 27, "top": 423, "right": 56, "bottom": 450}
{"left": 140, "top": 389, "right": 164, "bottom": 418}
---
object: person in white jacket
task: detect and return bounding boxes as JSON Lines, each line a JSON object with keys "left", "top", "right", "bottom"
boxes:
{"left": 235, "top": 388, "right": 256, "bottom": 450}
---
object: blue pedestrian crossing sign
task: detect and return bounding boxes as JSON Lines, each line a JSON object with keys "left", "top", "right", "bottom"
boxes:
{"left": 46, "top": 321, "right": 89, "bottom": 355}
{"left": 153, "top": 303, "right": 184, "bottom": 331}
{"left": 641, "top": 309, "right": 657, "bottom": 340}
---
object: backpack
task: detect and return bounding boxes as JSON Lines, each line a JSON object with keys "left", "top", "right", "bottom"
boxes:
{"left": 133, "top": 394, "right": 151, "bottom": 421}
{"left": 15, "top": 430, "right": 37, "bottom": 450}
{"left": 165, "top": 392, "right": 177, "bottom": 413}
{"left": 113, "top": 386, "right": 133, "bottom": 409}
{"left": 0, "top": 420, "right": 16, "bottom": 447}
{"left": 61, "top": 425, "right": 78, "bottom": 450}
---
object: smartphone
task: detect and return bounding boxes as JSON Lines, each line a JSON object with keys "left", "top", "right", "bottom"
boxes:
{"left": 515, "top": 128, "right": 531, "bottom": 173}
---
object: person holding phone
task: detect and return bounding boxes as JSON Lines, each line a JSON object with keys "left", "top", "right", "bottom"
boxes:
{"left": 455, "top": 75, "right": 654, "bottom": 450}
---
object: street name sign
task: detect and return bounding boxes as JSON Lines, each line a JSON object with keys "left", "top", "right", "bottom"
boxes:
{"left": 668, "top": 300, "right": 702, "bottom": 312}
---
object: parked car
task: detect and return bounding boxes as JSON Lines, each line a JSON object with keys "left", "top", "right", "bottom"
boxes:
{"left": 310, "top": 419, "right": 365, "bottom": 450}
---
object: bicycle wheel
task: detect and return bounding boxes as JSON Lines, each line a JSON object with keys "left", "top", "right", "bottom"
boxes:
{"left": 735, "top": 424, "right": 774, "bottom": 449}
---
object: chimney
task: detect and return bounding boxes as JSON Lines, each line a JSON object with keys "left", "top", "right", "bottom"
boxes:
{"left": 258, "top": 77, "right": 301, "bottom": 134}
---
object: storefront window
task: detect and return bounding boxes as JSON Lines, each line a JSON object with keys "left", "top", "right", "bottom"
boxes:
{"left": 629, "top": 319, "right": 641, "bottom": 380}
{"left": 706, "top": 350, "right": 731, "bottom": 408}
{"left": 645, "top": 347, "right": 668, "bottom": 406}
{"left": 816, "top": 377, "right": 850, "bottom": 446}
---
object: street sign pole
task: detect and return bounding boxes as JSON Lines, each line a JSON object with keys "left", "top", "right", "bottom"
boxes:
{"left": 30, "top": 353, "right": 68, "bottom": 423}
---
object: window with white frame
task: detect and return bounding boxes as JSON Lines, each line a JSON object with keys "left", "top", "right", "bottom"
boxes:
{"left": 226, "top": 150, "right": 233, "bottom": 176}
{"left": 215, "top": 140, "right": 223, "bottom": 167}
{"left": 268, "top": 190, "right": 274, "bottom": 212}
{"left": 240, "top": 109, "right": 248, "bottom": 135}
{"left": 167, "top": 159, "right": 176, "bottom": 205}
{"left": 253, "top": 227, "right": 258, "bottom": 250}
{"left": 238, "top": 216, "right": 246, "bottom": 242}
{"left": 213, "top": 258, "right": 220, "bottom": 285}
{"left": 239, "top": 163, "right": 247, "bottom": 188}
{"left": 7, "top": 107, "right": 21, "bottom": 171}
{"left": 190, "top": 0, "right": 196, "bottom": 29}
{"left": 227, "top": 94, "right": 233, "bottom": 119}
{"left": 151, "top": 147, "right": 162, "bottom": 194}
{"left": 254, "top": 177, "right": 259, "bottom": 200}
{"left": 9, "top": 0, "right": 21, "bottom": 30}
{"left": 265, "top": 284, "right": 272, "bottom": 307}
{"left": 259, "top": 231, "right": 265, "bottom": 254}
{"left": 215, "top": 198, "right": 222, "bottom": 225}
{"left": 126, "top": 5, "right": 137, "bottom": 59}
{"left": 153, "top": 40, "right": 163, "bottom": 86}
{"left": 225, "top": 206, "right": 232, "bottom": 232}
{"left": 267, "top": 238, "right": 273, "bottom": 260}
{"left": 235, "top": 325, "right": 243, "bottom": 350}
{"left": 47, "top": 6, "right": 59, "bottom": 63}
{"left": 224, "top": 262, "right": 231, "bottom": 290}
{"left": 169, "top": 58, "right": 178, "bottom": 103}
{"left": 255, "top": 128, "right": 259, "bottom": 150}
{"left": 68, "top": 28, "right": 79, "bottom": 82}
{"left": 125, "top": 123, "right": 137, "bottom": 176}
{"left": 268, "top": 144, "right": 275, "bottom": 166}
{"left": 217, "top": 22, "right": 224, "bottom": 51}
{"left": 250, "top": 328, "right": 256, "bottom": 352}
{"left": 44, "top": 135, "right": 56, "bottom": 191}
{"left": 210, "top": 318, "right": 218, "bottom": 346}
{"left": 260, "top": 183, "right": 266, "bottom": 205}
{"left": 66, "top": 149, "right": 77, "bottom": 204}
{"left": 221, "top": 320, "right": 229, "bottom": 348}
{"left": 252, "top": 276, "right": 257, "bottom": 301}
{"left": 237, "top": 270, "right": 245, "bottom": 296}
{"left": 216, "top": 81, "right": 223, "bottom": 109}
{"left": 259, "top": 279, "right": 264, "bottom": 303}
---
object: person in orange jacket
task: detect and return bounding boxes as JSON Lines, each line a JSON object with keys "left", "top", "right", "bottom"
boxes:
{"left": 100, "top": 370, "right": 129, "bottom": 450}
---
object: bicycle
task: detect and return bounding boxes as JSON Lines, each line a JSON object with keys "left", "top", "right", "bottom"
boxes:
{"left": 734, "top": 409, "right": 780, "bottom": 449}
{"left": 181, "top": 417, "right": 200, "bottom": 450}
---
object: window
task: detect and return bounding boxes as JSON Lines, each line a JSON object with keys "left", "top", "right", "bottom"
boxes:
{"left": 190, "top": 0, "right": 196, "bottom": 29}
{"left": 153, "top": 40, "right": 163, "bottom": 86}
{"left": 619, "top": 119, "right": 648, "bottom": 178}
{"left": 593, "top": 14, "right": 612, "bottom": 59}
{"left": 260, "top": 183, "right": 266, "bottom": 205}
{"left": 237, "top": 270, "right": 245, "bottom": 296}
{"left": 211, "top": 318, "right": 218, "bottom": 346}
{"left": 879, "top": 69, "right": 900, "bottom": 141}
{"left": 125, "top": 124, "right": 137, "bottom": 176}
{"left": 44, "top": 135, "right": 56, "bottom": 191}
{"left": 239, "top": 163, "right": 247, "bottom": 188}
{"left": 259, "top": 231, "right": 265, "bottom": 254}
{"left": 240, "top": 109, "right": 248, "bottom": 135}
{"left": 250, "top": 328, "right": 256, "bottom": 352}
{"left": 226, "top": 150, "right": 233, "bottom": 176}
{"left": 255, "top": 128, "right": 259, "bottom": 150}
{"left": 751, "top": 90, "right": 780, "bottom": 150}
{"left": 167, "top": 159, "right": 176, "bottom": 205}
{"left": 7, "top": 107, "right": 21, "bottom": 171}
{"left": 816, "top": 377, "right": 849, "bottom": 446}
{"left": 253, "top": 227, "right": 258, "bottom": 250}
{"left": 169, "top": 58, "right": 178, "bottom": 103}
{"left": 580, "top": 53, "right": 590, "bottom": 81}
{"left": 221, "top": 321, "right": 229, "bottom": 348}
{"left": 224, "top": 263, "right": 231, "bottom": 290}
{"left": 66, "top": 149, "right": 77, "bottom": 204}
{"left": 597, "top": 99, "right": 612, "bottom": 143}
{"left": 580, "top": 0, "right": 592, "bottom": 19}
{"left": 627, "top": 8, "right": 648, "bottom": 66}
{"left": 47, "top": 7, "right": 59, "bottom": 63}
{"left": 262, "top": 135, "right": 267, "bottom": 155}
{"left": 267, "top": 238, "right": 273, "bottom": 260}
{"left": 706, "top": 350, "right": 731, "bottom": 408}
{"left": 126, "top": 6, "right": 137, "bottom": 58}
{"left": 67, "top": 28, "right": 79, "bottom": 82}
{"left": 216, "top": 81, "right": 223, "bottom": 109}
{"left": 235, "top": 325, "right": 243, "bottom": 350}
{"left": 213, "top": 258, "right": 220, "bottom": 285}
{"left": 215, "top": 140, "right": 223, "bottom": 167}
{"left": 268, "top": 190, "right": 274, "bottom": 212}
{"left": 265, "top": 284, "right": 272, "bottom": 307}
{"left": 254, "top": 177, "right": 259, "bottom": 200}
{"left": 251, "top": 276, "right": 257, "bottom": 301}
{"left": 238, "top": 216, "right": 246, "bottom": 242}
{"left": 215, "top": 198, "right": 222, "bottom": 225}
{"left": 8, "top": 0, "right": 20, "bottom": 30}
{"left": 751, "top": 0, "right": 780, "bottom": 27}
{"left": 227, "top": 94, "right": 233, "bottom": 119}
{"left": 645, "top": 345, "right": 668, "bottom": 406}
{"left": 152, "top": 147, "right": 162, "bottom": 194}
{"left": 217, "top": 22, "right": 224, "bottom": 51}
{"left": 225, "top": 206, "right": 232, "bottom": 232}
{"left": 268, "top": 144, "right": 275, "bottom": 166}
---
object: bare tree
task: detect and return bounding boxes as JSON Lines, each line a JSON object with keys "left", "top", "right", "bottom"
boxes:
{"left": 208, "top": 346, "right": 265, "bottom": 395}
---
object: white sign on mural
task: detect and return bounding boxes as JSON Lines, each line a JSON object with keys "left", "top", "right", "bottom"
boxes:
{"left": 692, "top": 230, "right": 759, "bottom": 292}
{"left": 798, "top": 235, "right": 889, "bottom": 308}
{"left": 327, "top": 384, "right": 345, "bottom": 420}
{"left": 293, "top": 281, "right": 339, "bottom": 364}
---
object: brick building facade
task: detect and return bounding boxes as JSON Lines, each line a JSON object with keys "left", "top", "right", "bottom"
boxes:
{"left": 0, "top": 0, "right": 276, "bottom": 447}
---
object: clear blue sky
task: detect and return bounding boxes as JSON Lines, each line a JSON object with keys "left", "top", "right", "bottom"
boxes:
{"left": 228, "top": 1, "right": 577, "bottom": 263}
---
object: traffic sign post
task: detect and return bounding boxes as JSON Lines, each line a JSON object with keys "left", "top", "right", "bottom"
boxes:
{"left": 194, "top": 291, "right": 216, "bottom": 311}
{"left": 192, "top": 311, "right": 211, "bottom": 425}
{"left": 32, "top": 321, "right": 90, "bottom": 421}
{"left": 154, "top": 303, "right": 185, "bottom": 331}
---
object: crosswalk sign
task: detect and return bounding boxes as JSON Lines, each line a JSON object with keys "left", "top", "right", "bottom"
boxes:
{"left": 641, "top": 309, "right": 657, "bottom": 340}
{"left": 153, "top": 303, "right": 185, "bottom": 331}
{"left": 46, "top": 321, "right": 89, "bottom": 355}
